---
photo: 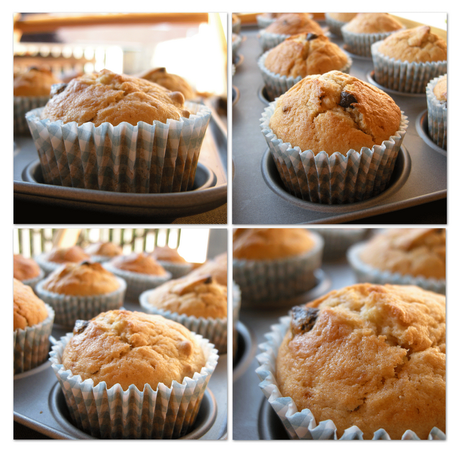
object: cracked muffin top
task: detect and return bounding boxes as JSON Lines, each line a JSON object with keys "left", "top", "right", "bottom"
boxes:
{"left": 42, "top": 261, "right": 121, "bottom": 296}
{"left": 269, "top": 70, "right": 401, "bottom": 156}
{"left": 359, "top": 228, "right": 445, "bottom": 279}
{"left": 378, "top": 26, "right": 447, "bottom": 63}
{"left": 326, "top": 13, "right": 357, "bottom": 23}
{"left": 40, "top": 69, "right": 190, "bottom": 126}
{"left": 47, "top": 246, "right": 90, "bottom": 264}
{"left": 189, "top": 252, "right": 227, "bottom": 287}
{"left": 344, "top": 13, "right": 403, "bottom": 34}
{"left": 85, "top": 241, "right": 123, "bottom": 258}
{"left": 138, "top": 67, "right": 195, "bottom": 100}
{"left": 264, "top": 33, "right": 349, "bottom": 77}
{"left": 109, "top": 252, "right": 167, "bottom": 276}
{"left": 14, "top": 254, "right": 41, "bottom": 281}
{"left": 433, "top": 75, "right": 447, "bottom": 102}
{"left": 146, "top": 274, "right": 227, "bottom": 319}
{"left": 233, "top": 228, "right": 316, "bottom": 260}
{"left": 150, "top": 246, "right": 188, "bottom": 264}
{"left": 265, "top": 13, "right": 324, "bottom": 36}
{"left": 14, "top": 66, "right": 61, "bottom": 96}
{"left": 61, "top": 310, "right": 207, "bottom": 391}
{"left": 276, "top": 283, "right": 446, "bottom": 439}
{"left": 14, "top": 278, "right": 49, "bottom": 330}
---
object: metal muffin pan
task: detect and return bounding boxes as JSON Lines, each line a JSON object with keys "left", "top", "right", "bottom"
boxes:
{"left": 232, "top": 24, "right": 446, "bottom": 224}
{"left": 14, "top": 111, "right": 227, "bottom": 223}
{"left": 14, "top": 300, "right": 228, "bottom": 440}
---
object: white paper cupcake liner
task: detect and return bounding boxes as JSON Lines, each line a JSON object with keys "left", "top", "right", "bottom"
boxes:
{"left": 371, "top": 41, "right": 447, "bottom": 94}
{"left": 324, "top": 14, "right": 348, "bottom": 37}
{"left": 35, "top": 277, "right": 127, "bottom": 326}
{"left": 426, "top": 74, "right": 447, "bottom": 150}
{"left": 14, "top": 95, "right": 50, "bottom": 135}
{"left": 156, "top": 261, "right": 193, "bottom": 279}
{"left": 232, "top": 33, "right": 243, "bottom": 63}
{"left": 103, "top": 262, "right": 172, "bottom": 301}
{"left": 49, "top": 331, "right": 218, "bottom": 439}
{"left": 260, "top": 101, "right": 409, "bottom": 204}
{"left": 25, "top": 102, "right": 211, "bottom": 194}
{"left": 34, "top": 253, "right": 70, "bottom": 276}
{"left": 14, "top": 303, "right": 54, "bottom": 374}
{"left": 258, "top": 51, "right": 352, "bottom": 101}
{"left": 347, "top": 241, "right": 446, "bottom": 294}
{"left": 342, "top": 25, "right": 403, "bottom": 58}
{"left": 19, "top": 267, "right": 45, "bottom": 291}
{"left": 232, "top": 16, "right": 241, "bottom": 34}
{"left": 233, "top": 232, "right": 324, "bottom": 303}
{"left": 256, "top": 15, "right": 277, "bottom": 29}
{"left": 258, "top": 30, "right": 291, "bottom": 53}
{"left": 139, "top": 289, "right": 227, "bottom": 353}
{"left": 255, "top": 315, "right": 446, "bottom": 440}
{"left": 310, "top": 228, "right": 367, "bottom": 261}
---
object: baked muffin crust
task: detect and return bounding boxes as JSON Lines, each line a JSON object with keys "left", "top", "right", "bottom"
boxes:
{"left": 345, "top": 13, "right": 403, "bottom": 34}
{"left": 85, "top": 242, "right": 123, "bottom": 257}
{"left": 14, "top": 278, "right": 49, "bottom": 330}
{"left": 433, "top": 75, "right": 447, "bottom": 102}
{"left": 269, "top": 70, "right": 401, "bottom": 156}
{"left": 150, "top": 246, "right": 187, "bottom": 263}
{"left": 41, "top": 69, "right": 190, "bottom": 127}
{"left": 138, "top": 68, "right": 195, "bottom": 100}
{"left": 47, "top": 246, "right": 90, "bottom": 264}
{"left": 14, "top": 254, "right": 41, "bottom": 281}
{"left": 109, "top": 252, "right": 167, "bottom": 276}
{"left": 327, "top": 13, "right": 357, "bottom": 22}
{"left": 14, "top": 66, "right": 61, "bottom": 96}
{"left": 276, "top": 283, "right": 445, "bottom": 439}
{"left": 265, "top": 13, "right": 324, "bottom": 36}
{"left": 189, "top": 252, "right": 227, "bottom": 287}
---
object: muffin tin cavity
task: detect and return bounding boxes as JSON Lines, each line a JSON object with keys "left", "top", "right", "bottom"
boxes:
{"left": 415, "top": 110, "right": 447, "bottom": 156}
{"left": 233, "top": 321, "right": 257, "bottom": 382}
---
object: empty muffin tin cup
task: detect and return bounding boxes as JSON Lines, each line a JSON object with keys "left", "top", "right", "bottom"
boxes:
{"left": 255, "top": 315, "right": 446, "bottom": 440}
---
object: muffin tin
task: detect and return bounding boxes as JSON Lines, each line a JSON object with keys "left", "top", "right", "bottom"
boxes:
{"left": 232, "top": 22, "right": 446, "bottom": 224}
{"left": 14, "top": 299, "right": 228, "bottom": 440}
{"left": 14, "top": 109, "right": 227, "bottom": 223}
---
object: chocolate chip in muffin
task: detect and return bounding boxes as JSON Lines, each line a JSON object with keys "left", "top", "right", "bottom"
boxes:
{"left": 306, "top": 33, "right": 318, "bottom": 41}
{"left": 290, "top": 306, "right": 319, "bottom": 335}
{"left": 50, "top": 83, "right": 68, "bottom": 98}
{"left": 73, "top": 319, "right": 90, "bottom": 335}
{"left": 339, "top": 91, "right": 358, "bottom": 109}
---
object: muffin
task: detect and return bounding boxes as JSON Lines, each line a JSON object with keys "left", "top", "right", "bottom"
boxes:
{"left": 232, "top": 33, "right": 243, "bottom": 64}
{"left": 342, "top": 13, "right": 404, "bottom": 57}
{"left": 14, "top": 66, "right": 61, "bottom": 134}
{"left": 347, "top": 228, "right": 445, "bottom": 294}
{"left": 259, "top": 33, "right": 352, "bottom": 101}
{"left": 49, "top": 310, "right": 218, "bottom": 438}
{"left": 188, "top": 252, "right": 227, "bottom": 287}
{"left": 324, "top": 13, "right": 358, "bottom": 37}
{"left": 232, "top": 282, "right": 241, "bottom": 359}
{"left": 232, "top": 228, "right": 324, "bottom": 303}
{"left": 138, "top": 67, "right": 196, "bottom": 100}
{"left": 25, "top": 69, "right": 211, "bottom": 193}
{"left": 35, "top": 261, "right": 126, "bottom": 326}
{"left": 260, "top": 70, "right": 408, "bottom": 204}
{"left": 259, "top": 13, "right": 324, "bottom": 52}
{"left": 104, "top": 252, "right": 171, "bottom": 300}
{"left": 150, "top": 246, "right": 193, "bottom": 278}
{"left": 140, "top": 274, "right": 228, "bottom": 352}
{"left": 232, "top": 14, "right": 241, "bottom": 34}
{"left": 256, "top": 13, "right": 284, "bottom": 29}
{"left": 84, "top": 241, "right": 123, "bottom": 263}
{"left": 13, "top": 254, "right": 44, "bottom": 290}
{"left": 311, "top": 228, "right": 367, "bottom": 261}
{"left": 14, "top": 278, "right": 54, "bottom": 374}
{"left": 371, "top": 26, "right": 447, "bottom": 93}
{"left": 256, "top": 284, "right": 446, "bottom": 440}
{"left": 35, "top": 245, "right": 91, "bottom": 276}
{"left": 426, "top": 74, "right": 447, "bottom": 150}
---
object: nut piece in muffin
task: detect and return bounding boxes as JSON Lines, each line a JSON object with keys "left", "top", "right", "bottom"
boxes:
{"left": 359, "top": 228, "right": 445, "bottom": 280}
{"left": 264, "top": 33, "right": 349, "bottom": 77}
{"left": 61, "top": 310, "right": 207, "bottom": 391}
{"left": 233, "top": 228, "right": 315, "bottom": 260}
{"left": 433, "top": 75, "right": 447, "bottom": 103}
{"left": 276, "top": 283, "right": 445, "bottom": 439}
{"left": 378, "top": 26, "right": 447, "bottom": 63}
{"left": 109, "top": 252, "right": 167, "bottom": 276}
{"left": 40, "top": 69, "right": 190, "bottom": 127}
{"left": 14, "top": 66, "right": 61, "bottom": 96}
{"left": 47, "top": 246, "right": 90, "bottom": 264}
{"left": 14, "top": 254, "right": 41, "bottom": 281}
{"left": 85, "top": 242, "right": 123, "bottom": 258}
{"left": 265, "top": 13, "right": 324, "bottom": 36}
{"left": 42, "top": 261, "right": 121, "bottom": 296}
{"left": 150, "top": 246, "right": 188, "bottom": 264}
{"left": 269, "top": 70, "right": 401, "bottom": 156}
{"left": 189, "top": 252, "right": 228, "bottom": 287}
{"left": 138, "top": 68, "right": 195, "bottom": 100}
{"left": 146, "top": 274, "right": 227, "bottom": 319}
{"left": 14, "top": 278, "right": 49, "bottom": 330}
{"left": 345, "top": 13, "right": 403, "bottom": 34}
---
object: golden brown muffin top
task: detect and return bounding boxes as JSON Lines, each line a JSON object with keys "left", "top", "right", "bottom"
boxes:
{"left": 42, "top": 262, "right": 120, "bottom": 296}
{"left": 47, "top": 246, "right": 90, "bottom": 264}
{"left": 189, "top": 252, "right": 227, "bottom": 287}
{"left": 138, "top": 68, "right": 195, "bottom": 100}
{"left": 259, "top": 13, "right": 284, "bottom": 20}
{"left": 276, "top": 283, "right": 445, "bottom": 439}
{"left": 327, "top": 13, "right": 358, "bottom": 22}
{"left": 233, "top": 228, "right": 315, "bottom": 260}
{"left": 14, "top": 254, "right": 41, "bottom": 281}
{"left": 433, "top": 75, "right": 447, "bottom": 102}
{"left": 85, "top": 241, "right": 123, "bottom": 257}
{"left": 265, "top": 33, "right": 349, "bottom": 77}
{"left": 269, "top": 70, "right": 401, "bottom": 156}
{"left": 378, "top": 26, "right": 447, "bottom": 63}
{"left": 61, "top": 310, "right": 207, "bottom": 391}
{"left": 40, "top": 69, "right": 190, "bottom": 127}
{"left": 14, "top": 278, "right": 49, "bottom": 330}
{"left": 345, "top": 13, "right": 403, "bottom": 34}
{"left": 109, "top": 252, "right": 167, "bottom": 276}
{"left": 14, "top": 66, "right": 61, "bottom": 96}
{"left": 232, "top": 14, "right": 240, "bottom": 23}
{"left": 360, "top": 228, "right": 445, "bottom": 279}
{"left": 265, "top": 13, "right": 324, "bottom": 36}
{"left": 150, "top": 246, "right": 188, "bottom": 264}
{"left": 147, "top": 274, "right": 227, "bottom": 319}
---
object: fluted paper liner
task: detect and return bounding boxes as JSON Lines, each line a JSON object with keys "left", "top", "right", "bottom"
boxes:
{"left": 14, "top": 95, "right": 50, "bottom": 135}
{"left": 156, "top": 261, "right": 193, "bottom": 279}
{"left": 426, "top": 74, "right": 447, "bottom": 150}
{"left": 311, "top": 228, "right": 367, "bottom": 261}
